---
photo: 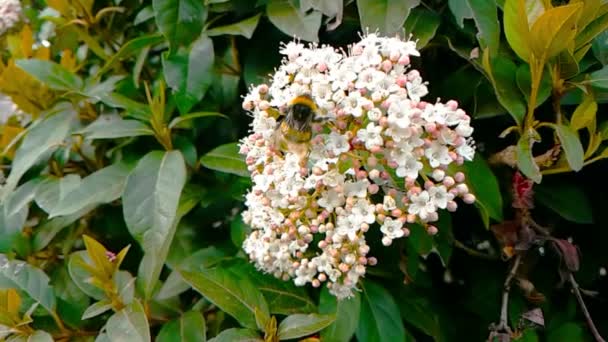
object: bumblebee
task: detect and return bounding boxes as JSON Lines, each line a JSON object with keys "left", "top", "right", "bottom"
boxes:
{"left": 273, "top": 94, "right": 318, "bottom": 165}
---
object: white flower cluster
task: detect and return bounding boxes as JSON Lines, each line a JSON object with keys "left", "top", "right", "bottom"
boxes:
{"left": 240, "top": 34, "right": 476, "bottom": 299}
{"left": 0, "top": 0, "right": 22, "bottom": 36}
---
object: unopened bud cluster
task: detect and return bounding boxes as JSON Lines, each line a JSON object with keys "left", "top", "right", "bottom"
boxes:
{"left": 0, "top": 0, "right": 22, "bottom": 36}
{"left": 239, "top": 33, "right": 476, "bottom": 299}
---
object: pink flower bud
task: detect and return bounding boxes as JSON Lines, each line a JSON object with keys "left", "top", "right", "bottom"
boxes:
{"left": 427, "top": 225, "right": 438, "bottom": 235}
{"left": 463, "top": 193, "right": 476, "bottom": 204}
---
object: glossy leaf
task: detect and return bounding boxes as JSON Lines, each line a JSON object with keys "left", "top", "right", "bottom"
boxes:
{"left": 356, "top": 0, "right": 419, "bottom": 36}
{"left": 461, "top": 155, "right": 503, "bottom": 222}
{"left": 35, "top": 174, "right": 81, "bottom": 214}
{"left": 503, "top": 0, "right": 532, "bottom": 61}
{"left": 200, "top": 143, "right": 249, "bottom": 177}
{"left": 157, "top": 311, "right": 207, "bottom": 342}
{"left": 548, "top": 124, "right": 584, "bottom": 172}
{"left": 465, "top": 0, "right": 501, "bottom": 52}
{"left": 1, "top": 105, "right": 74, "bottom": 199}
{"left": 208, "top": 328, "right": 262, "bottom": 342}
{"left": 50, "top": 163, "right": 130, "bottom": 217}
{"left": 356, "top": 280, "right": 405, "bottom": 342}
{"left": 515, "top": 64, "right": 552, "bottom": 106}
{"left": 168, "top": 111, "right": 227, "bottom": 129}
{"left": 0, "top": 254, "right": 56, "bottom": 314}
{"left": 97, "top": 34, "right": 164, "bottom": 76}
{"left": 589, "top": 65, "right": 608, "bottom": 89}
{"left": 153, "top": 0, "right": 206, "bottom": 48}
{"left": 181, "top": 266, "right": 270, "bottom": 329}
{"left": 248, "top": 270, "right": 316, "bottom": 315}
{"left": 207, "top": 13, "right": 262, "bottom": 39}
{"left": 529, "top": 3, "right": 582, "bottom": 60}
{"left": 106, "top": 300, "right": 151, "bottom": 342}
{"left": 15, "top": 59, "right": 83, "bottom": 91}
{"left": 81, "top": 299, "right": 113, "bottom": 320}
{"left": 267, "top": 0, "right": 322, "bottom": 42}
{"left": 482, "top": 53, "right": 526, "bottom": 125}
{"left": 78, "top": 116, "right": 154, "bottom": 140}
{"left": 277, "top": 314, "right": 336, "bottom": 340}
{"left": 68, "top": 251, "right": 106, "bottom": 300}
{"left": 123, "top": 150, "right": 187, "bottom": 299}
{"left": 319, "top": 287, "right": 361, "bottom": 342}
{"left": 570, "top": 94, "right": 597, "bottom": 131}
{"left": 403, "top": 8, "right": 440, "bottom": 48}
{"left": 535, "top": 182, "right": 593, "bottom": 224}
{"left": 163, "top": 34, "right": 215, "bottom": 114}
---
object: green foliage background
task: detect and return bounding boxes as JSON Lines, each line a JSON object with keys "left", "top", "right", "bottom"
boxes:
{"left": 0, "top": 0, "right": 607, "bottom": 341}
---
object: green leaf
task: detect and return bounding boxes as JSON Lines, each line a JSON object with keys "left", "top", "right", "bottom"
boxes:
{"left": 0, "top": 254, "right": 56, "bottom": 314}
{"left": 398, "top": 289, "right": 441, "bottom": 340}
{"left": 356, "top": 0, "right": 419, "bottom": 36}
{"left": 570, "top": 94, "right": 597, "bottom": 131}
{"left": 168, "top": 111, "right": 227, "bottom": 129}
{"left": 153, "top": 0, "right": 206, "bottom": 48}
{"left": 592, "top": 29, "right": 608, "bottom": 65}
{"left": 15, "top": 59, "right": 83, "bottom": 91}
{"left": 547, "top": 322, "right": 585, "bottom": 342}
{"left": 81, "top": 299, "right": 113, "bottom": 320}
{"left": 1, "top": 104, "right": 74, "bottom": 200}
{"left": 549, "top": 123, "right": 585, "bottom": 171}
{"left": 3, "top": 178, "right": 41, "bottom": 220}
{"left": 123, "top": 150, "right": 187, "bottom": 299}
{"left": 529, "top": 3, "right": 583, "bottom": 60}
{"left": 33, "top": 207, "right": 92, "bottom": 252}
{"left": 28, "top": 331, "right": 54, "bottom": 342}
{"left": 106, "top": 300, "right": 151, "bottom": 342}
{"left": 319, "top": 287, "right": 360, "bottom": 342}
{"left": 134, "top": 5, "right": 155, "bottom": 25}
{"left": 465, "top": 0, "right": 501, "bottom": 52}
{"left": 503, "top": 0, "right": 532, "bottom": 61}
{"left": 97, "top": 34, "right": 164, "bottom": 77}
{"left": 482, "top": 54, "right": 527, "bottom": 125}
{"left": 67, "top": 251, "right": 105, "bottom": 300}
{"left": 157, "top": 311, "right": 207, "bottom": 342}
{"left": 575, "top": 10, "right": 608, "bottom": 49}
{"left": 516, "top": 131, "right": 542, "bottom": 183}
{"left": 181, "top": 266, "right": 270, "bottom": 329}
{"left": 461, "top": 155, "right": 503, "bottom": 222}
{"left": 78, "top": 116, "right": 154, "bottom": 140}
{"left": 100, "top": 93, "right": 151, "bottom": 121}
{"left": 589, "top": 65, "right": 608, "bottom": 89}
{"left": 535, "top": 182, "right": 593, "bottom": 224}
{"left": 207, "top": 13, "right": 262, "bottom": 39}
{"left": 356, "top": 280, "right": 405, "bottom": 342}
{"left": 35, "top": 175, "right": 80, "bottom": 214}
{"left": 50, "top": 163, "right": 130, "bottom": 218}
{"left": 208, "top": 328, "right": 261, "bottom": 342}
{"left": 81, "top": 76, "right": 126, "bottom": 102}
{"left": 163, "top": 34, "right": 215, "bottom": 114}
{"left": 403, "top": 8, "right": 440, "bottom": 48}
{"left": 200, "top": 143, "right": 249, "bottom": 177}
{"left": 515, "top": 64, "right": 552, "bottom": 106}
{"left": 277, "top": 314, "right": 336, "bottom": 340}
{"left": 267, "top": 0, "right": 322, "bottom": 42}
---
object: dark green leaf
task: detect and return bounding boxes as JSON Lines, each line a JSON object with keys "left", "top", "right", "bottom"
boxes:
{"left": 200, "top": 143, "right": 249, "bottom": 177}
{"left": 515, "top": 64, "right": 552, "bottom": 106}
{"left": 403, "top": 8, "right": 440, "bottom": 48}
{"left": 589, "top": 65, "right": 608, "bottom": 89}
{"left": 535, "top": 182, "right": 593, "bottom": 224}
{"left": 181, "top": 267, "right": 270, "bottom": 329}
{"left": 153, "top": 0, "right": 206, "bottom": 48}
{"left": 106, "top": 300, "right": 151, "bottom": 342}
{"left": 208, "top": 328, "right": 262, "bottom": 342}
{"left": 356, "top": 280, "right": 405, "bottom": 342}
{"left": 482, "top": 54, "right": 526, "bottom": 125}
{"left": 134, "top": 6, "right": 155, "bottom": 25}
{"left": 163, "top": 34, "right": 215, "bottom": 114}
{"left": 78, "top": 116, "right": 154, "bottom": 140}
{"left": 168, "top": 111, "right": 227, "bottom": 129}
{"left": 461, "top": 154, "right": 503, "bottom": 222}
{"left": 547, "top": 322, "right": 585, "bottom": 342}
{"left": 157, "top": 311, "right": 207, "bottom": 342}
{"left": 356, "top": 0, "right": 419, "bottom": 36}
{"left": 1, "top": 104, "right": 74, "bottom": 200}
{"left": 15, "top": 59, "right": 83, "bottom": 91}
{"left": 319, "top": 287, "right": 360, "bottom": 342}
{"left": 247, "top": 269, "right": 316, "bottom": 315}
{"left": 97, "top": 34, "right": 164, "bottom": 77}
{"left": 466, "top": 0, "right": 501, "bottom": 52}
{"left": 123, "top": 150, "right": 187, "bottom": 299}
{"left": 50, "top": 163, "right": 130, "bottom": 217}
{"left": 277, "top": 313, "right": 336, "bottom": 340}
{"left": 207, "top": 13, "right": 262, "bottom": 39}
{"left": 592, "top": 30, "right": 608, "bottom": 65}
{"left": 267, "top": 0, "right": 322, "bottom": 42}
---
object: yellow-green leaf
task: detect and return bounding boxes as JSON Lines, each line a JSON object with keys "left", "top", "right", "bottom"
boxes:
{"left": 570, "top": 94, "right": 597, "bottom": 131}
{"left": 529, "top": 3, "right": 583, "bottom": 60}
{"left": 549, "top": 123, "right": 585, "bottom": 172}
{"left": 504, "top": 0, "right": 532, "bottom": 61}
{"left": 516, "top": 131, "right": 541, "bottom": 183}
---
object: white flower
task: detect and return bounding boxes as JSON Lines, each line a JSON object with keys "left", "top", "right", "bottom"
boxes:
{"left": 322, "top": 169, "right": 345, "bottom": 187}
{"left": 380, "top": 218, "right": 404, "bottom": 239}
{"left": 357, "top": 123, "right": 383, "bottom": 149}
{"left": 387, "top": 99, "right": 412, "bottom": 128}
{"left": 383, "top": 196, "right": 397, "bottom": 211}
{"left": 341, "top": 91, "right": 368, "bottom": 117}
{"left": 408, "top": 191, "right": 436, "bottom": 221}
{"left": 457, "top": 140, "right": 476, "bottom": 161}
{"left": 344, "top": 179, "right": 369, "bottom": 198}
{"left": 351, "top": 199, "right": 375, "bottom": 224}
{"left": 406, "top": 76, "right": 428, "bottom": 102}
{"left": 425, "top": 141, "right": 452, "bottom": 168}
{"left": 428, "top": 185, "right": 452, "bottom": 209}
{"left": 318, "top": 189, "right": 345, "bottom": 212}
{"left": 396, "top": 156, "right": 423, "bottom": 179}
{"left": 0, "top": 0, "right": 21, "bottom": 36}
{"left": 325, "top": 132, "right": 350, "bottom": 155}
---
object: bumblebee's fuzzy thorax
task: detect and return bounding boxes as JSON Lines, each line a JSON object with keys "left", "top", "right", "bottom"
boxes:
{"left": 285, "top": 95, "right": 316, "bottom": 132}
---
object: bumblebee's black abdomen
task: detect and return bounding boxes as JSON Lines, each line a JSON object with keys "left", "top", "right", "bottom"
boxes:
{"left": 292, "top": 103, "right": 313, "bottom": 121}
